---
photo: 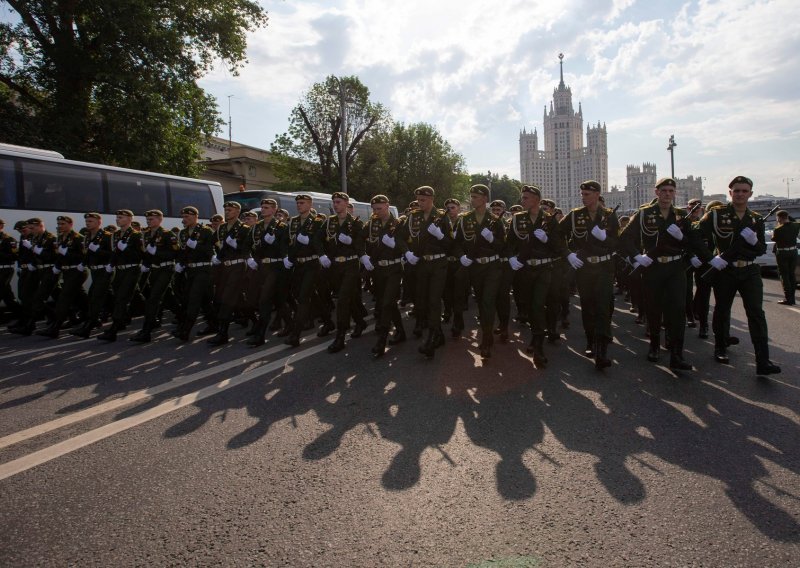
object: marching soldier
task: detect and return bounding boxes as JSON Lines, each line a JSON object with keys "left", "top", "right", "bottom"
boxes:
{"left": 246, "top": 198, "right": 289, "bottom": 346}
{"left": 284, "top": 194, "right": 326, "bottom": 348}
{"left": 490, "top": 199, "right": 513, "bottom": 343}
{"left": 70, "top": 213, "right": 113, "bottom": 338}
{"left": 0, "top": 219, "right": 21, "bottom": 322}
{"left": 692, "top": 176, "right": 780, "bottom": 375}
{"left": 318, "top": 192, "right": 365, "bottom": 353}
{"left": 11, "top": 218, "right": 57, "bottom": 335}
{"left": 541, "top": 198, "right": 570, "bottom": 336}
{"left": 396, "top": 186, "right": 452, "bottom": 358}
{"left": 506, "top": 185, "right": 567, "bottom": 368}
{"left": 98, "top": 210, "right": 144, "bottom": 341}
{"left": 619, "top": 178, "right": 693, "bottom": 370}
{"left": 772, "top": 210, "right": 799, "bottom": 305}
{"left": 559, "top": 180, "right": 620, "bottom": 369}
{"left": 36, "top": 216, "right": 86, "bottom": 338}
{"left": 361, "top": 194, "right": 408, "bottom": 356}
{"left": 441, "top": 198, "right": 461, "bottom": 328}
{"left": 130, "top": 210, "right": 179, "bottom": 343}
{"left": 171, "top": 207, "right": 216, "bottom": 340}
{"left": 452, "top": 184, "right": 506, "bottom": 358}
{"left": 207, "top": 201, "right": 252, "bottom": 345}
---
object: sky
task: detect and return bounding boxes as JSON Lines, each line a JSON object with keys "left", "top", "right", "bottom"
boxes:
{"left": 200, "top": 0, "right": 800, "bottom": 199}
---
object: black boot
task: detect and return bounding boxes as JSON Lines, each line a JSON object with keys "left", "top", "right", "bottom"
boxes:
{"left": 713, "top": 344, "right": 729, "bottom": 364}
{"left": 207, "top": 321, "right": 230, "bottom": 345}
{"left": 480, "top": 328, "right": 493, "bottom": 359}
{"left": 532, "top": 334, "right": 547, "bottom": 368}
{"left": 245, "top": 315, "right": 260, "bottom": 336}
{"left": 433, "top": 327, "right": 446, "bottom": 349}
{"left": 171, "top": 322, "right": 190, "bottom": 342}
{"left": 388, "top": 325, "right": 406, "bottom": 345}
{"left": 451, "top": 312, "right": 464, "bottom": 338}
{"left": 647, "top": 334, "right": 660, "bottom": 362}
{"left": 71, "top": 320, "right": 97, "bottom": 339}
{"left": 669, "top": 339, "right": 693, "bottom": 370}
{"left": 754, "top": 340, "right": 781, "bottom": 375}
{"left": 372, "top": 331, "right": 388, "bottom": 357}
{"left": 196, "top": 322, "right": 218, "bottom": 336}
{"left": 247, "top": 321, "right": 267, "bottom": 347}
{"left": 595, "top": 338, "right": 612, "bottom": 369}
{"left": 413, "top": 320, "right": 424, "bottom": 338}
{"left": 698, "top": 322, "right": 709, "bottom": 339}
{"left": 419, "top": 329, "right": 436, "bottom": 357}
{"left": 327, "top": 331, "right": 346, "bottom": 353}
{"left": 351, "top": 319, "right": 367, "bottom": 338}
{"left": 130, "top": 322, "right": 153, "bottom": 343}
{"left": 317, "top": 320, "right": 335, "bottom": 337}
{"left": 97, "top": 322, "right": 120, "bottom": 342}
{"left": 10, "top": 319, "right": 35, "bottom": 336}
{"left": 284, "top": 325, "right": 301, "bottom": 347}
{"left": 584, "top": 335, "right": 595, "bottom": 358}
{"left": 497, "top": 325, "right": 509, "bottom": 344}
{"left": 35, "top": 319, "right": 62, "bottom": 339}
{"left": 269, "top": 312, "right": 283, "bottom": 331}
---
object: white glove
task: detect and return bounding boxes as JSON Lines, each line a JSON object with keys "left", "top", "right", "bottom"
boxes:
{"left": 246, "top": 257, "right": 259, "bottom": 270}
{"left": 283, "top": 257, "right": 294, "bottom": 269}
{"left": 175, "top": 263, "right": 185, "bottom": 273}
{"left": 140, "top": 265, "right": 150, "bottom": 273}
{"left": 634, "top": 254, "right": 653, "bottom": 267}
{"left": 21, "top": 239, "right": 32, "bottom": 249}
{"left": 533, "top": 229, "right": 548, "bottom": 243}
{"left": 591, "top": 226, "right": 607, "bottom": 241}
{"left": 77, "top": 263, "right": 85, "bottom": 272}
{"left": 632, "top": 261, "right": 641, "bottom": 270}
{"left": 360, "top": 255, "right": 374, "bottom": 271}
{"left": 263, "top": 232, "right": 275, "bottom": 244}
{"left": 88, "top": 242, "right": 100, "bottom": 252}
{"left": 211, "top": 255, "right": 221, "bottom": 266}
{"left": 146, "top": 244, "right": 157, "bottom": 255}
{"left": 186, "top": 238, "right": 197, "bottom": 249}
{"left": 319, "top": 254, "right": 331, "bottom": 268}
{"left": 509, "top": 257, "right": 524, "bottom": 271}
{"left": 33, "top": 245, "right": 43, "bottom": 255}
{"left": 58, "top": 245, "right": 68, "bottom": 256}
{"left": 741, "top": 227, "right": 757, "bottom": 246}
{"left": 404, "top": 251, "right": 419, "bottom": 265}
{"left": 666, "top": 224, "right": 684, "bottom": 240}
{"left": 26, "top": 263, "right": 36, "bottom": 272}
{"left": 225, "top": 235, "right": 238, "bottom": 249}
{"left": 460, "top": 254, "right": 473, "bottom": 267}
{"left": 480, "top": 227, "right": 494, "bottom": 243}
{"left": 381, "top": 234, "right": 395, "bottom": 248}
{"left": 52, "top": 266, "right": 61, "bottom": 275}
{"left": 116, "top": 241, "right": 127, "bottom": 251}
{"left": 690, "top": 256, "right": 702, "bottom": 269}
{"left": 337, "top": 233, "right": 352, "bottom": 245}
{"left": 567, "top": 252, "right": 584, "bottom": 269}
{"left": 104, "top": 264, "right": 113, "bottom": 273}
{"left": 296, "top": 233, "right": 310, "bottom": 245}
{"left": 709, "top": 255, "right": 728, "bottom": 270}
{"left": 427, "top": 223, "right": 444, "bottom": 240}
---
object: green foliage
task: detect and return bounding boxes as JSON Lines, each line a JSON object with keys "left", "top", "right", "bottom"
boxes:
{"left": 469, "top": 172, "right": 523, "bottom": 208}
{"left": 0, "top": 0, "right": 267, "bottom": 176}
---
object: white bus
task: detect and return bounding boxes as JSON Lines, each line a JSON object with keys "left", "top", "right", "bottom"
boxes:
{"left": 224, "top": 188, "right": 398, "bottom": 220}
{"left": 0, "top": 143, "right": 224, "bottom": 234}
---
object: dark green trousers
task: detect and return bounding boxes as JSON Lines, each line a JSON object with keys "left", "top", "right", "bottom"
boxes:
{"left": 326, "top": 259, "right": 360, "bottom": 330}
{"left": 111, "top": 267, "right": 141, "bottom": 324}
{"left": 143, "top": 267, "right": 174, "bottom": 325}
{"left": 518, "top": 264, "right": 552, "bottom": 336}
{"left": 495, "top": 261, "right": 513, "bottom": 328}
{"left": 86, "top": 269, "right": 112, "bottom": 323}
{"left": 291, "top": 261, "right": 320, "bottom": 334}
{"left": 643, "top": 259, "right": 686, "bottom": 344}
{"left": 711, "top": 265, "right": 768, "bottom": 348}
{"left": 31, "top": 269, "right": 59, "bottom": 320}
{"left": 54, "top": 269, "right": 87, "bottom": 322}
{"left": 372, "top": 264, "right": 403, "bottom": 334}
{"left": 575, "top": 260, "right": 614, "bottom": 343}
{"left": 255, "top": 264, "right": 288, "bottom": 325}
{"left": 214, "top": 264, "right": 247, "bottom": 322}
{"left": 467, "top": 260, "right": 502, "bottom": 333}
{"left": 0, "top": 267, "right": 20, "bottom": 316}
{"left": 183, "top": 267, "right": 212, "bottom": 326}
{"left": 777, "top": 251, "right": 797, "bottom": 300}
{"left": 415, "top": 257, "right": 447, "bottom": 330}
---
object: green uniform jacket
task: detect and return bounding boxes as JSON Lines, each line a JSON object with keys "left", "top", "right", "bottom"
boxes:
{"left": 319, "top": 212, "right": 364, "bottom": 259}
{"left": 618, "top": 203, "right": 689, "bottom": 260}
{"left": 691, "top": 203, "right": 766, "bottom": 262}
{"left": 250, "top": 218, "right": 289, "bottom": 260}
{"left": 0, "top": 231, "right": 17, "bottom": 266}
{"left": 142, "top": 226, "right": 179, "bottom": 268}
{"left": 29, "top": 230, "right": 58, "bottom": 267}
{"left": 559, "top": 206, "right": 620, "bottom": 258}
{"left": 178, "top": 224, "right": 216, "bottom": 264}
{"left": 216, "top": 220, "right": 252, "bottom": 261}
{"left": 287, "top": 213, "right": 326, "bottom": 262}
{"left": 54, "top": 230, "right": 85, "bottom": 268}
{"left": 507, "top": 209, "right": 567, "bottom": 262}
{"left": 82, "top": 229, "right": 114, "bottom": 267}
{"left": 452, "top": 210, "right": 506, "bottom": 260}
{"left": 362, "top": 214, "right": 407, "bottom": 261}
{"left": 110, "top": 227, "right": 144, "bottom": 267}
{"left": 397, "top": 208, "right": 452, "bottom": 257}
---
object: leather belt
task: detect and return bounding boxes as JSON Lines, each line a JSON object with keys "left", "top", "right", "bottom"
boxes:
{"left": 116, "top": 263, "right": 139, "bottom": 270}
{"left": 36, "top": 263, "right": 54, "bottom": 270}
{"left": 527, "top": 257, "right": 555, "bottom": 266}
{"left": 260, "top": 258, "right": 282, "bottom": 264}
{"left": 777, "top": 246, "right": 797, "bottom": 251}
{"left": 376, "top": 258, "right": 402, "bottom": 267}
{"left": 0, "top": 264, "right": 14, "bottom": 269}
{"left": 422, "top": 253, "right": 445, "bottom": 261}
{"left": 333, "top": 255, "right": 358, "bottom": 263}
{"left": 187, "top": 262, "right": 211, "bottom": 268}
{"left": 296, "top": 255, "right": 319, "bottom": 264}
{"left": 474, "top": 255, "right": 499, "bottom": 264}
{"left": 656, "top": 255, "right": 683, "bottom": 263}
{"left": 447, "top": 256, "right": 457, "bottom": 262}
{"left": 223, "top": 258, "right": 245, "bottom": 266}
{"left": 731, "top": 260, "right": 755, "bottom": 268}
{"left": 60, "top": 264, "right": 82, "bottom": 270}
{"left": 151, "top": 261, "right": 175, "bottom": 268}
{"left": 585, "top": 254, "right": 612, "bottom": 264}
{"left": 88, "top": 265, "right": 105, "bottom": 270}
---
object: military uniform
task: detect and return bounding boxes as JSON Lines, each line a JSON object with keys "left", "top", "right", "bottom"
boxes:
{"left": 71, "top": 220, "right": 113, "bottom": 338}
{"left": 285, "top": 207, "right": 326, "bottom": 347}
{"left": 246, "top": 215, "right": 289, "bottom": 346}
{"left": 692, "top": 180, "right": 779, "bottom": 375}
{"left": 620, "top": 184, "right": 693, "bottom": 369}
{"left": 18, "top": 226, "right": 58, "bottom": 334}
{"left": 772, "top": 216, "right": 799, "bottom": 304}
{"left": 494, "top": 212, "right": 514, "bottom": 342}
{"left": 0, "top": 227, "right": 20, "bottom": 320}
{"left": 172, "top": 216, "right": 216, "bottom": 340}
{"left": 37, "top": 224, "right": 86, "bottom": 337}
{"left": 207, "top": 216, "right": 252, "bottom": 344}
{"left": 98, "top": 222, "right": 144, "bottom": 341}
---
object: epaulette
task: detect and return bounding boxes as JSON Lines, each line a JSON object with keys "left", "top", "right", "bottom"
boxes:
{"left": 436, "top": 208, "right": 446, "bottom": 215}
{"left": 674, "top": 207, "right": 687, "bottom": 216}
{"left": 750, "top": 210, "right": 763, "bottom": 219}
{"left": 315, "top": 214, "right": 326, "bottom": 221}
{"left": 570, "top": 206, "right": 583, "bottom": 213}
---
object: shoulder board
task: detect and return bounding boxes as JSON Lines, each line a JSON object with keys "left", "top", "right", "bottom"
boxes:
{"left": 750, "top": 210, "right": 763, "bottom": 219}
{"left": 570, "top": 206, "right": 583, "bottom": 213}
{"left": 674, "top": 207, "right": 687, "bottom": 215}
{"left": 436, "top": 208, "right": 445, "bottom": 215}
{"left": 315, "top": 214, "right": 326, "bottom": 221}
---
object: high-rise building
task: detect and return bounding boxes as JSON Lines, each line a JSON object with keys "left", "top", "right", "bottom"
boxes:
{"left": 519, "top": 54, "right": 608, "bottom": 211}
{"left": 676, "top": 175, "right": 703, "bottom": 206}
{"left": 603, "top": 164, "right": 704, "bottom": 212}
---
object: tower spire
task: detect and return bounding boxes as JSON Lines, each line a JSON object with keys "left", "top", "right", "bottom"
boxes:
{"left": 558, "top": 53, "right": 565, "bottom": 88}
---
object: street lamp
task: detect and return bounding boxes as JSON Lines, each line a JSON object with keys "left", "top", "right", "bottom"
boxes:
{"left": 667, "top": 134, "right": 677, "bottom": 179}
{"left": 783, "top": 177, "right": 795, "bottom": 198}
{"left": 227, "top": 95, "right": 235, "bottom": 150}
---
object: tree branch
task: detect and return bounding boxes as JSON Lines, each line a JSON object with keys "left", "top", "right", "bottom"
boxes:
{"left": 0, "top": 74, "right": 44, "bottom": 108}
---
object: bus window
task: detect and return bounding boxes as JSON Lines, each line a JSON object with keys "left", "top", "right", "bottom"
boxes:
{"left": 0, "top": 158, "right": 17, "bottom": 207}
{"left": 275, "top": 195, "right": 298, "bottom": 216}
{"left": 352, "top": 203, "right": 371, "bottom": 220}
{"left": 171, "top": 181, "right": 215, "bottom": 218}
{"left": 22, "top": 160, "right": 103, "bottom": 212}
{"left": 108, "top": 172, "right": 168, "bottom": 215}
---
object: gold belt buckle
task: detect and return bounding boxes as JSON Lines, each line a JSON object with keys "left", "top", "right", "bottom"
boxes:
{"left": 588, "top": 256, "right": 598, "bottom": 263}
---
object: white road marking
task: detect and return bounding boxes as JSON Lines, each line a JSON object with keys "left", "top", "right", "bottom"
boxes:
{"left": 0, "top": 342, "right": 329, "bottom": 481}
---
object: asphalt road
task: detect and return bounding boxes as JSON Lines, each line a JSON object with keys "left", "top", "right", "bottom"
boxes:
{"left": 0, "top": 275, "right": 798, "bottom": 567}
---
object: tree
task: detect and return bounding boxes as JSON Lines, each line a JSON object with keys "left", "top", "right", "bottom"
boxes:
{"left": 270, "top": 75, "right": 390, "bottom": 193}
{"left": 347, "top": 122, "right": 468, "bottom": 206}
{"left": 0, "top": 0, "right": 267, "bottom": 176}
{"left": 469, "top": 172, "right": 522, "bottom": 208}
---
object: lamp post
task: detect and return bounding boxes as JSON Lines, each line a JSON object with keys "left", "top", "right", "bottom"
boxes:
{"left": 783, "top": 177, "right": 795, "bottom": 198}
{"left": 227, "top": 95, "right": 235, "bottom": 150}
{"left": 667, "top": 134, "right": 677, "bottom": 179}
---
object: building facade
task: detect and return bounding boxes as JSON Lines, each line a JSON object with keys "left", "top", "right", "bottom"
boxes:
{"left": 198, "top": 136, "right": 280, "bottom": 195}
{"left": 519, "top": 55, "right": 608, "bottom": 212}
{"left": 603, "top": 164, "right": 704, "bottom": 213}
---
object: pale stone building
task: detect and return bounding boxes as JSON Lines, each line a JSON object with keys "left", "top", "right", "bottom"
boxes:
{"left": 198, "top": 136, "right": 279, "bottom": 195}
{"left": 519, "top": 55, "right": 608, "bottom": 212}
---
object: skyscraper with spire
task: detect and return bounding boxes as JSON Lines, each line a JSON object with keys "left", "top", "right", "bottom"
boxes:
{"left": 519, "top": 54, "right": 608, "bottom": 211}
